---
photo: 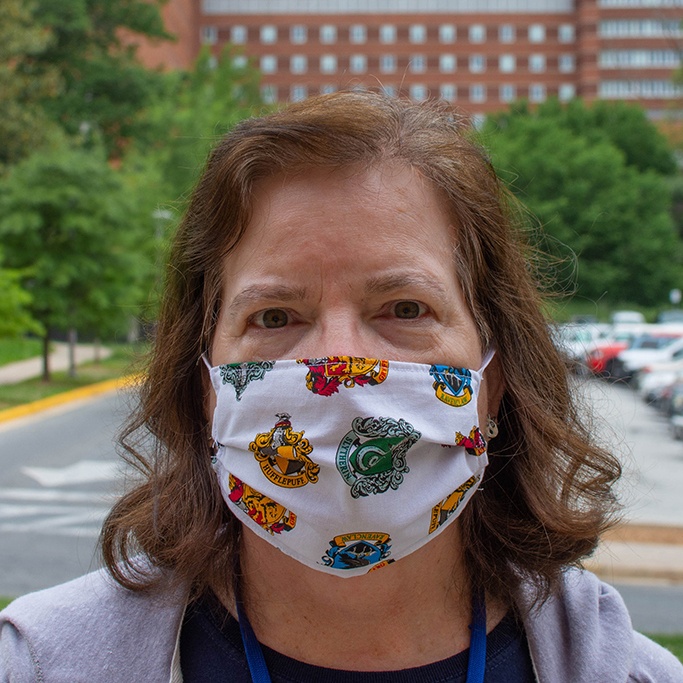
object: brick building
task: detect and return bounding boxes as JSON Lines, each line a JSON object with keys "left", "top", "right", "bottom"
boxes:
{"left": 138, "top": 0, "right": 683, "bottom": 119}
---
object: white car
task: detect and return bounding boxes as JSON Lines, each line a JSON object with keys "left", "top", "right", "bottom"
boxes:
{"left": 615, "top": 333, "right": 683, "bottom": 380}
{"left": 636, "top": 357, "right": 683, "bottom": 403}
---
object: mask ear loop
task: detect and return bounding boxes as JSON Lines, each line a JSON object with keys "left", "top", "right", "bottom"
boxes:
{"left": 479, "top": 348, "right": 495, "bottom": 373}
{"left": 200, "top": 352, "right": 213, "bottom": 370}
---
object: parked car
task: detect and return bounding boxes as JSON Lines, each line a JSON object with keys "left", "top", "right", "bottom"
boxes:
{"left": 584, "top": 325, "right": 651, "bottom": 377}
{"left": 613, "top": 333, "right": 683, "bottom": 381}
{"left": 669, "top": 381, "right": 683, "bottom": 440}
{"left": 553, "top": 323, "right": 608, "bottom": 372}
{"left": 636, "top": 357, "right": 683, "bottom": 407}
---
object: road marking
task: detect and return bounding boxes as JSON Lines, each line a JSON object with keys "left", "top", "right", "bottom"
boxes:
{"left": 0, "top": 487, "right": 114, "bottom": 537}
{"left": 22, "top": 460, "right": 120, "bottom": 487}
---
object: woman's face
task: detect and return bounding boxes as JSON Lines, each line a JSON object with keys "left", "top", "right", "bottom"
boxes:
{"left": 210, "top": 162, "right": 501, "bottom": 419}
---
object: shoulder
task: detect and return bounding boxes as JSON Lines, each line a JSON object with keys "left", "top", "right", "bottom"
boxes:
{"left": 0, "top": 565, "right": 187, "bottom": 683}
{"left": 518, "top": 568, "right": 683, "bottom": 682}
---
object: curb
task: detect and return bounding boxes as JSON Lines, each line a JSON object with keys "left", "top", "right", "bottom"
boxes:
{"left": 0, "top": 374, "right": 142, "bottom": 424}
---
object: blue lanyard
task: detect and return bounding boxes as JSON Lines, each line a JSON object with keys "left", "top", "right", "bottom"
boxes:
{"left": 237, "top": 588, "right": 487, "bottom": 683}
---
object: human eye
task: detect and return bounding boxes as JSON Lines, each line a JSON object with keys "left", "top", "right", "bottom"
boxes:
{"left": 392, "top": 300, "right": 428, "bottom": 319}
{"left": 252, "top": 308, "right": 290, "bottom": 329}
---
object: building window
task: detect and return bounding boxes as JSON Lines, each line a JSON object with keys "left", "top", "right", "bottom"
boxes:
{"left": 440, "top": 84, "right": 457, "bottom": 102}
{"left": 529, "top": 54, "right": 546, "bottom": 73}
{"left": 261, "top": 25, "right": 277, "bottom": 44}
{"left": 290, "top": 25, "right": 307, "bottom": 44}
{"left": 558, "top": 24, "right": 575, "bottom": 43}
{"left": 469, "top": 24, "right": 486, "bottom": 43}
{"left": 529, "top": 83, "right": 546, "bottom": 102}
{"left": 261, "top": 85, "right": 277, "bottom": 104}
{"left": 500, "top": 84, "right": 516, "bottom": 102}
{"left": 321, "top": 84, "right": 337, "bottom": 95}
{"left": 350, "top": 24, "right": 366, "bottom": 44}
{"left": 469, "top": 55, "right": 485, "bottom": 73}
{"left": 320, "top": 24, "right": 337, "bottom": 44}
{"left": 260, "top": 55, "right": 277, "bottom": 74}
{"left": 559, "top": 83, "right": 576, "bottom": 101}
{"left": 290, "top": 54, "right": 307, "bottom": 74}
{"left": 528, "top": 24, "right": 546, "bottom": 43}
{"left": 410, "top": 55, "right": 426, "bottom": 73}
{"left": 470, "top": 84, "right": 486, "bottom": 103}
{"left": 410, "top": 84, "right": 428, "bottom": 101}
{"left": 349, "top": 54, "right": 367, "bottom": 74}
{"left": 383, "top": 84, "right": 397, "bottom": 97}
{"left": 559, "top": 54, "right": 575, "bottom": 73}
{"left": 201, "top": 26, "right": 217, "bottom": 44}
{"left": 232, "top": 55, "right": 247, "bottom": 69}
{"left": 380, "top": 24, "right": 396, "bottom": 43}
{"left": 291, "top": 85, "right": 307, "bottom": 102}
{"left": 440, "top": 24, "right": 456, "bottom": 44}
{"left": 380, "top": 54, "right": 396, "bottom": 73}
{"left": 499, "top": 54, "right": 516, "bottom": 73}
{"left": 499, "top": 24, "right": 515, "bottom": 43}
{"left": 440, "top": 54, "right": 456, "bottom": 73}
{"left": 410, "top": 24, "right": 427, "bottom": 43}
{"left": 231, "top": 25, "right": 247, "bottom": 44}
{"left": 320, "top": 55, "right": 337, "bottom": 74}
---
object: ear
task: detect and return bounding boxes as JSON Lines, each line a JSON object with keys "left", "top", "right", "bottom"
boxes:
{"left": 483, "top": 353, "right": 505, "bottom": 420}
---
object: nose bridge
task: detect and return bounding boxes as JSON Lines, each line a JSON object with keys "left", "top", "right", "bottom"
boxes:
{"left": 312, "top": 308, "right": 373, "bottom": 358}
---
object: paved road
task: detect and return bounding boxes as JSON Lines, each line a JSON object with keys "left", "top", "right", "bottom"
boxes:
{"left": 1, "top": 378, "right": 683, "bottom": 633}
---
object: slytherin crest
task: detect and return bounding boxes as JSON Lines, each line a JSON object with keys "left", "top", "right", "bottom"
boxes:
{"left": 336, "top": 416, "right": 421, "bottom": 498}
{"left": 249, "top": 413, "right": 319, "bottom": 488}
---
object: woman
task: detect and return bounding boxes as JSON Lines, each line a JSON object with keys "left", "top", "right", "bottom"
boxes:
{"left": 2, "top": 92, "right": 681, "bottom": 682}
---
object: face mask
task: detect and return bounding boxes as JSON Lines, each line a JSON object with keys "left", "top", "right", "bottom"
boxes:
{"left": 205, "top": 352, "right": 493, "bottom": 577}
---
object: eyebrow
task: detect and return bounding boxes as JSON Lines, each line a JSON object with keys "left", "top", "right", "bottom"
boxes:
{"left": 364, "top": 272, "right": 451, "bottom": 299}
{"left": 226, "top": 284, "right": 308, "bottom": 318}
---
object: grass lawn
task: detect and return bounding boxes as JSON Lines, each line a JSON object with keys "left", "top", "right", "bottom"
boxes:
{"left": 0, "top": 344, "right": 147, "bottom": 411}
{"left": 0, "top": 337, "right": 43, "bottom": 365}
{"left": 0, "top": 596, "right": 12, "bottom": 610}
{"left": 647, "top": 634, "right": 683, "bottom": 662}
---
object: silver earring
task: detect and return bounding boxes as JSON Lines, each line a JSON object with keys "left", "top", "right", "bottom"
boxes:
{"left": 485, "top": 415, "right": 499, "bottom": 439}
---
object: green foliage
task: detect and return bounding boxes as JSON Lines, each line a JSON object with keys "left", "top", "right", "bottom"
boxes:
{"left": 483, "top": 99, "right": 682, "bottom": 307}
{"left": 0, "top": 262, "right": 42, "bottom": 338}
{"left": 0, "top": 337, "right": 42, "bottom": 365}
{"left": 0, "top": 0, "right": 63, "bottom": 172}
{"left": 126, "top": 46, "right": 265, "bottom": 208}
{"left": 0, "top": 145, "right": 154, "bottom": 347}
{"left": 24, "top": 0, "right": 170, "bottom": 159}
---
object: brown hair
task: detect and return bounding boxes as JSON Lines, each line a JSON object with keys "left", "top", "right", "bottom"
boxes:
{"left": 101, "top": 91, "right": 621, "bottom": 606}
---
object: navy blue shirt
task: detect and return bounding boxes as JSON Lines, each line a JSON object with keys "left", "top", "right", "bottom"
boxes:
{"left": 180, "top": 591, "right": 536, "bottom": 682}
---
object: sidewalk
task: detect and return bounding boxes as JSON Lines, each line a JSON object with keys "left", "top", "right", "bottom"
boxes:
{"left": 0, "top": 342, "right": 112, "bottom": 385}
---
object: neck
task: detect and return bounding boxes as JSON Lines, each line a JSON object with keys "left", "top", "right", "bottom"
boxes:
{"left": 224, "top": 523, "right": 506, "bottom": 671}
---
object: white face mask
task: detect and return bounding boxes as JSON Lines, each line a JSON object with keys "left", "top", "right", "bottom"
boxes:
{"left": 205, "top": 352, "right": 493, "bottom": 577}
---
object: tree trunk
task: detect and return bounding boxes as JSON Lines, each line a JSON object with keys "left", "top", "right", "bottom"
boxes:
{"left": 94, "top": 337, "right": 101, "bottom": 363}
{"left": 67, "top": 327, "right": 77, "bottom": 378}
{"left": 42, "top": 332, "right": 51, "bottom": 383}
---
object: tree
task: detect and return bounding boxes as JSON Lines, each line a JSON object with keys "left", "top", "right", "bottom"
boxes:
{"left": 0, "top": 0, "right": 62, "bottom": 172}
{"left": 0, "top": 145, "right": 152, "bottom": 379}
{"left": 482, "top": 99, "right": 682, "bottom": 307}
{"left": 125, "top": 46, "right": 265, "bottom": 208}
{"left": 23, "top": 0, "right": 170, "bottom": 160}
{"left": 0, "top": 258, "right": 41, "bottom": 338}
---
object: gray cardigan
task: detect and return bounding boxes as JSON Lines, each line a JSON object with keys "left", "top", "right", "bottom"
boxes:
{"left": 1, "top": 566, "right": 682, "bottom": 682}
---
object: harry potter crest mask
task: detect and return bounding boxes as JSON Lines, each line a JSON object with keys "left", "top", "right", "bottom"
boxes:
{"left": 205, "top": 351, "right": 494, "bottom": 577}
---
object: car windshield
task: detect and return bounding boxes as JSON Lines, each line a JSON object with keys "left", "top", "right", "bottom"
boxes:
{"left": 631, "top": 335, "right": 680, "bottom": 350}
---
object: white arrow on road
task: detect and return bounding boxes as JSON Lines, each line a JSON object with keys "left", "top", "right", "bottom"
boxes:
{"left": 21, "top": 460, "right": 120, "bottom": 487}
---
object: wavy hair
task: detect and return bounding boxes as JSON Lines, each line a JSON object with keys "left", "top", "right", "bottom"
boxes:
{"left": 101, "top": 91, "right": 621, "bottom": 606}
